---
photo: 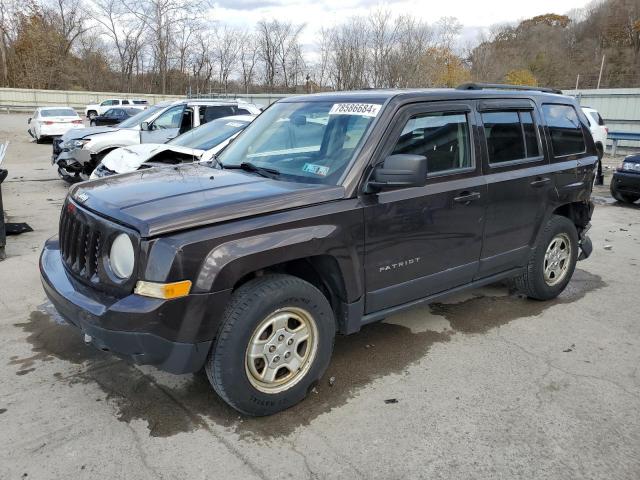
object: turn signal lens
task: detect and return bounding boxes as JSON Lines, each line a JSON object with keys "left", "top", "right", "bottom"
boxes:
{"left": 134, "top": 280, "right": 192, "bottom": 299}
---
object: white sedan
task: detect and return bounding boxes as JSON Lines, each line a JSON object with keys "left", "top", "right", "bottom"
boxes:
{"left": 90, "top": 115, "right": 255, "bottom": 179}
{"left": 28, "top": 107, "right": 84, "bottom": 143}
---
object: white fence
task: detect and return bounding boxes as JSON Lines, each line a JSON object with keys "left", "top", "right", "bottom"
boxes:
{"left": 0, "top": 87, "right": 293, "bottom": 111}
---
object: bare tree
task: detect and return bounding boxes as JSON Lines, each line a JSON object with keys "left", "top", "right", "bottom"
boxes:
{"left": 239, "top": 31, "right": 259, "bottom": 94}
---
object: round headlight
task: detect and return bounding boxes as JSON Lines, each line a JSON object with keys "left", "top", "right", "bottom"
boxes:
{"left": 109, "top": 233, "right": 134, "bottom": 279}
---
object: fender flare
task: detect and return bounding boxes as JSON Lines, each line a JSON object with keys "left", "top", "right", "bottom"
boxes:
{"left": 192, "top": 225, "right": 361, "bottom": 301}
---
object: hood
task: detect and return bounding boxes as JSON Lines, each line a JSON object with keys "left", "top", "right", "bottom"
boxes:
{"left": 102, "top": 144, "right": 204, "bottom": 173}
{"left": 62, "top": 126, "right": 123, "bottom": 142}
{"left": 71, "top": 163, "right": 345, "bottom": 237}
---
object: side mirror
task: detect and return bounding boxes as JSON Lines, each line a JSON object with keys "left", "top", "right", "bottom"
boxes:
{"left": 140, "top": 121, "right": 150, "bottom": 131}
{"left": 369, "top": 154, "right": 428, "bottom": 190}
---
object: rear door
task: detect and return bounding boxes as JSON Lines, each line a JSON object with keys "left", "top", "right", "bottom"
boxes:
{"left": 363, "top": 101, "right": 487, "bottom": 313}
{"left": 477, "top": 99, "right": 552, "bottom": 277}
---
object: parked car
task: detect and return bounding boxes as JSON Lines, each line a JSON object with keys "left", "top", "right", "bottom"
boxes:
{"left": 582, "top": 106, "right": 608, "bottom": 185}
{"left": 40, "top": 84, "right": 596, "bottom": 416}
{"left": 27, "top": 107, "right": 83, "bottom": 143}
{"left": 54, "top": 100, "right": 261, "bottom": 182}
{"left": 89, "top": 107, "right": 141, "bottom": 127}
{"left": 84, "top": 99, "right": 148, "bottom": 119}
{"left": 90, "top": 115, "right": 255, "bottom": 179}
{"left": 610, "top": 153, "right": 640, "bottom": 204}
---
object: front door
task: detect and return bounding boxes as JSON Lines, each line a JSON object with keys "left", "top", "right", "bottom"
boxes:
{"left": 476, "top": 100, "right": 553, "bottom": 277}
{"left": 363, "top": 102, "right": 487, "bottom": 314}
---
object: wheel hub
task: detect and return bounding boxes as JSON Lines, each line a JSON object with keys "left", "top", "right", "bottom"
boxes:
{"left": 245, "top": 307, "right": 318, "bottom": 394}
{"left": 543, "top": 233, "right": 571, "bottom": 286}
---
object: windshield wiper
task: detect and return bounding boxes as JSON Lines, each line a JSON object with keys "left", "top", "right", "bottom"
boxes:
{"left": 224, "top": 162, "right": 281, "bottom": 179}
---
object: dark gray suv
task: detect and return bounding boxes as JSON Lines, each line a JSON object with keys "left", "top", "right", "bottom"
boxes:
{"left": 41, "top": 84, "right": 596, "bottom": 415}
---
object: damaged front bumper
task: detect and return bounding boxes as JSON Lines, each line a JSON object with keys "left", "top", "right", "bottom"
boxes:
{"left": 39, "top": 237, "right": 217, "bottom": 374}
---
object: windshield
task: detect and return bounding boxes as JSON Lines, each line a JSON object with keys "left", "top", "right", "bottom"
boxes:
{"left": 217, "top": 101, "right": 380, "bottom": 184}
{"left": 117, "top": 104, "right": 165, "bottom": 128}
{"left": 42, "top": 108, "right": 77, "bottom": 117}
{"left": 168, "top": 117, "right": 250, "bottom": 150}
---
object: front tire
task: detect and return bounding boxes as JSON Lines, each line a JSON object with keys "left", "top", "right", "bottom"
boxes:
{"left": 205, "top": 274, "right": 335, "bottom": 416}
{"left": 515, "top": 215, "right": 579, "bottom": 300}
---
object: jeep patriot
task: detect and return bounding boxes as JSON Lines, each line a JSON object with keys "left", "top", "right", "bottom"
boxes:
{"left": 40, "top": 84, "right": 596, "bottom": 415}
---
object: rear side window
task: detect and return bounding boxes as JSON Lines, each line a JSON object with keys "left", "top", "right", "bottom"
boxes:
{"left": 482, "top": 110, "right": 540, "bottom": 164}
{"left": 200, "top": 106, "right": 236, "bottom": 124}
{"left": 542, "top": 104, "right": 586, "bottom": 156}
{"left": 392, "top": 112, "right": 472, "bottom": 175}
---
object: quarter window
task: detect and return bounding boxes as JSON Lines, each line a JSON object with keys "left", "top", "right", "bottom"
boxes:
{"left": 391, "top": 112, "right": 472, "bottom": 175}
{"left": 542, "top": 104, "right": 586, "bottom": 156}
{"left": 482, "top": 110, "right": 540, "bottom": 164}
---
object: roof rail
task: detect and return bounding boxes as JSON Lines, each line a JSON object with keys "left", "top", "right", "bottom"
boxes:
{"left": 456, "top": 82, "right": 563, "bottom": 95}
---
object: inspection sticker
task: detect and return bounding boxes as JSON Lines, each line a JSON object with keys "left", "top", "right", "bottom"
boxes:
{"left": 303, "top": 163, "right": 330, "bottom": 176}
{"left": 329, "top": 103, "right": 381, "bottom": 117}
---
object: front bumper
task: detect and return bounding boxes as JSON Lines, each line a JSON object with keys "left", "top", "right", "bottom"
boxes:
{"left": 611, "top": 171, "right": 640, "bottom": 196}
{"left": 52, "top": 147, "right": 91, "bottom": 166}
{"left": 39, "top": 237, "right": 224, "bottom": 374}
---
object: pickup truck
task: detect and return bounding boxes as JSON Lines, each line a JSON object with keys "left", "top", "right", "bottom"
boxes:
{"left": 84, "top": 99, "right": 149, "bottom": 119}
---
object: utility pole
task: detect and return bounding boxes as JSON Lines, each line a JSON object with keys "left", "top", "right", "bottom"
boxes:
{"left": 597, "top": 55, "right": 605, "bottom": 89}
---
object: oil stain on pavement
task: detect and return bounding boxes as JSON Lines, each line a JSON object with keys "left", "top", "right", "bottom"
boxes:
{"left": 11, "top": 269, "right": 604, "bottom": 439}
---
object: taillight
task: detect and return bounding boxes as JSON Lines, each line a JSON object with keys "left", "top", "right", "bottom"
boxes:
{"left": 44, "top": 121, "right": 54, "bottom": 125}
{"left": 605, "top": 127, "right": 609, "bottom": 134}
{"left": 72, "top": 120, "right": 83, "bottom": 124}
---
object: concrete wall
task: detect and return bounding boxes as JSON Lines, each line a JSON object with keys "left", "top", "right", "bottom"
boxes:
{"left": 564, "top": 88, "right": 640, "bottom": 149}
{"left": 0, "top": 87, "right": 293, "bottom": 111}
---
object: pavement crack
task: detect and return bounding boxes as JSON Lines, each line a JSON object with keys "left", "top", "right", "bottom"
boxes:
{"left": 495, "top": 333, "right": 640, "bottom": 403}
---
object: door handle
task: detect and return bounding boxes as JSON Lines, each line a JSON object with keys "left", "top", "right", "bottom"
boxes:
{"left": 453, "top": 191, "right": 481, "bottom": 204}
{"left": 530, "top": 177, "right": 551, "bottom": 187}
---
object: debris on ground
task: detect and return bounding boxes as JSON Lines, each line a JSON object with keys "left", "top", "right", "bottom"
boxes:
{"left": 384, "top": 399, "right": 398, "bottom": 404}
{"left": 6, "top": 222, "right": 33, "bottom": 235}
{"left": 604, "top": 245, "right": 613, "bottom": 250}
{"left": 563, "top": 343, "right": 576, "bottom": 353}
{"left": 328, "top": 376, "right": 335, "bottom": 387}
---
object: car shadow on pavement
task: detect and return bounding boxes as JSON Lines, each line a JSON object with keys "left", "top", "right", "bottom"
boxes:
{"left": 10, "top": 269, "right": 604, "bottom": 440}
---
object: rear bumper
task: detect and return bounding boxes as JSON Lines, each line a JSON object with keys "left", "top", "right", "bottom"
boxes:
{"left": 611, "top": 171, "right": 640, "bottom": 195}
{"left": 39, "top": 237, "right": 221, "bottom": 374}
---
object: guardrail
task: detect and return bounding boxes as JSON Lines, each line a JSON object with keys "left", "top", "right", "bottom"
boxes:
{"left": 608, "top": 131, "right": 640, "bottom": 156}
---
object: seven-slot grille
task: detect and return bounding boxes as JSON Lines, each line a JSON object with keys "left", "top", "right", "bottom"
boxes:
{"left": 59, "top": 204, "right": 102, "bottom": 281}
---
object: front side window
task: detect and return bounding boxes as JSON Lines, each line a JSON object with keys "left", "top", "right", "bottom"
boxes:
{"left": 218, "top": 101, "right": 380, "bottom": 185}
{"left": 152, "top": 105, "right": 184, "bottom": 129}
{"left": 542, "top": 104, "right": 586, "bottom": 156}
{"left": 483, "top": 110, "right": 541, "bottom": 164}
{"left": 116, "top": 104, "right": 165, "bottom": 128}
{"left": 392, "top": 112, "right": 472, "bottom": 174}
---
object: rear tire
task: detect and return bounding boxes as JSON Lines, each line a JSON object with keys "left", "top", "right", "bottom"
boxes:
{"left": 87, "top": 111, "right": 97, "bottom": 120}
{"left": 515, "top": 215, "right": 579, "bottom": 300}
{"left": 205, "top": 274, "right": 335, "bottom": 416}
{"left": 35, "top": 134, "right": 45, "bottom": 144}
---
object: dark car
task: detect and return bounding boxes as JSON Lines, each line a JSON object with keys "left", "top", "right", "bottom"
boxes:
{"left": 40, "top": 84, "right": 597, "bottom": 416}
{"left": 610, "top": 154, "right": 640, "bottom": 204}
{"left": 90, "top": 107, "right": 141, "bottom": 127}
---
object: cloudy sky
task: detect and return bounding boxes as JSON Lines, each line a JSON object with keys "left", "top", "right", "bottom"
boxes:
{"left": 210, "top": 0, "right": 595, "bottom": 58}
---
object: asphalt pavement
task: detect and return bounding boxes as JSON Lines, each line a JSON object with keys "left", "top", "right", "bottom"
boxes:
{"left": 0, "top": 113, "right": 639, "bottom": 479}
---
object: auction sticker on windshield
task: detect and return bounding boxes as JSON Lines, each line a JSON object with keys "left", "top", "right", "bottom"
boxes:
{"left": 303, "top": 163, "right": 330, "bottom": 176}
{"left": 329, "top": 103, "right": 381, "bottom": 117}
